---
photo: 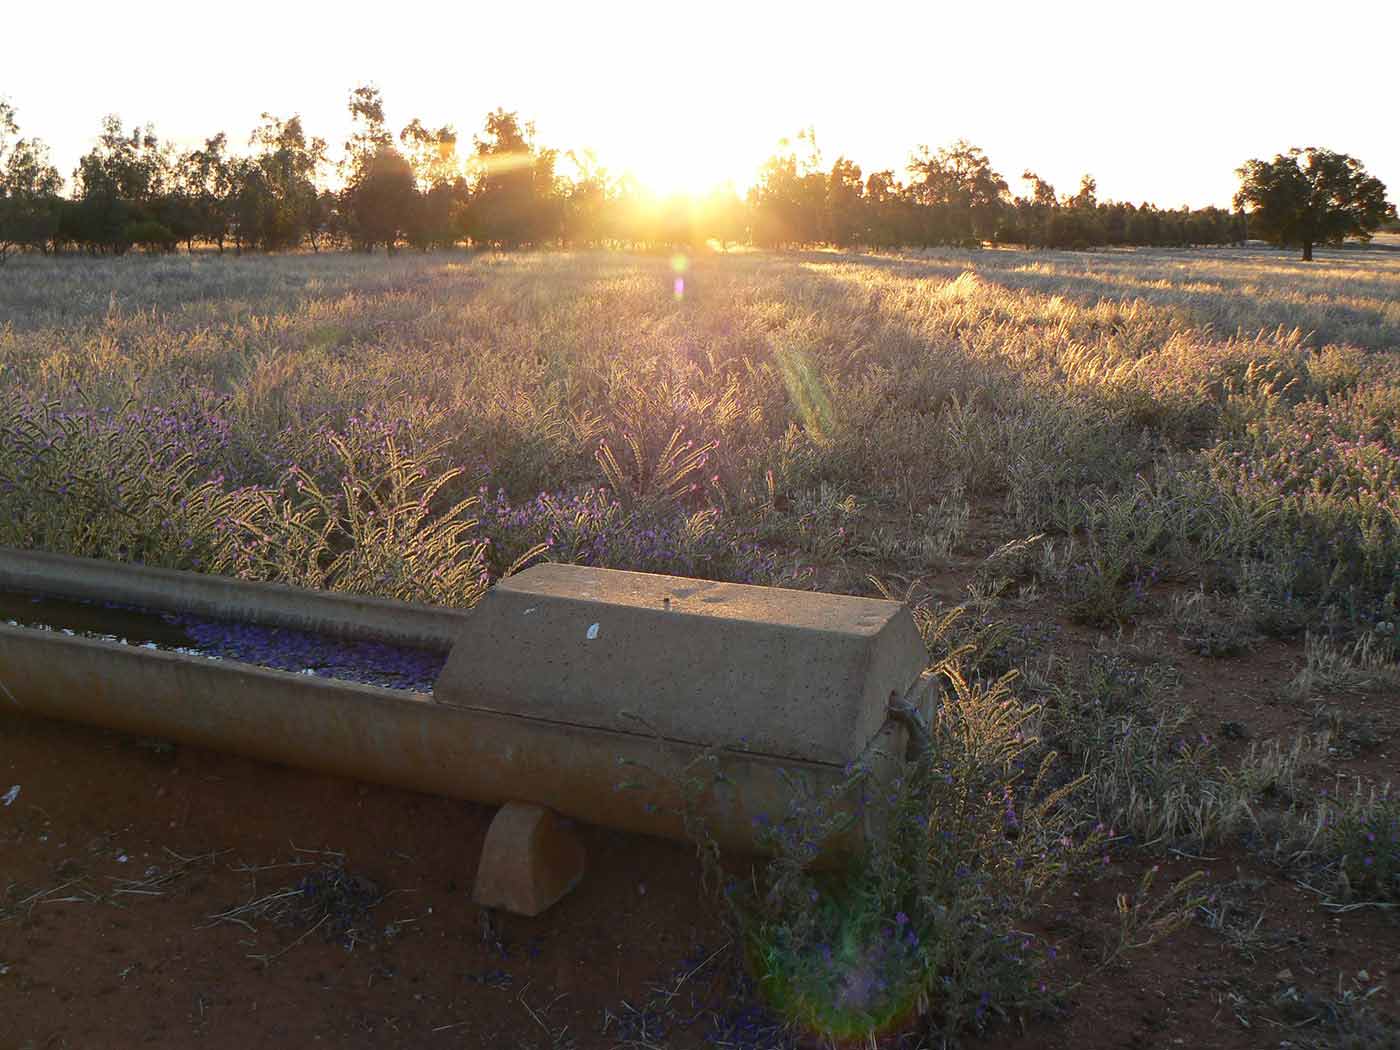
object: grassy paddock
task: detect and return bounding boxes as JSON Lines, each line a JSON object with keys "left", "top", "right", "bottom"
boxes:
{"left": 3, "top": 244, "right": 1396, "bottom": 623}
{"left": 3, "top": 243, "right": 1398, "bottom": 1041}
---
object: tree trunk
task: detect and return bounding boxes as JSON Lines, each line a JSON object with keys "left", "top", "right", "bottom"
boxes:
{"left": 1302, "top": 240, "right": 1313, "bottom": 261}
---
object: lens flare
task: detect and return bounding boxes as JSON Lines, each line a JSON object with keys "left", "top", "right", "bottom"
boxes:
{"left": 465, "top": 151, "right": 535, "bottom": 177}
{"left": 672, "top": 254, "right": 689, "bottom": 299}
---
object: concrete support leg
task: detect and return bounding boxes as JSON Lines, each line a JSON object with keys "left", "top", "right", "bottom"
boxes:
{"left": 472, "top": 801, "right": 587, "bottom": 917}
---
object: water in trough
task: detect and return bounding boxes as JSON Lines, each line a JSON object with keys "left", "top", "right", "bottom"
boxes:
{"left": 0, "top": 589, "right": 447, "bottom": 693}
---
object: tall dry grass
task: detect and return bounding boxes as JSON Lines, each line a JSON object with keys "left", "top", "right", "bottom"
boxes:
{"left": 3, "top": 245, "right": 1397, "bottom": 623}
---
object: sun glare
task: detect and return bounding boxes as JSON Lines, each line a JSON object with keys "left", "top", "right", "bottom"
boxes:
{"left": 614, "top": 152, "right": 744, "bottom": 199}
{"left": 584, "top": 102, "right": 763, "bottom": 200}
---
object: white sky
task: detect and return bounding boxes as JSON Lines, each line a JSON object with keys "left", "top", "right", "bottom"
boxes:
{"left": 7, "top": 0, "right": 1397, "bottom": 207}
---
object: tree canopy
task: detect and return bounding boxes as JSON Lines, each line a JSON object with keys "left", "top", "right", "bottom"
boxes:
{"left": 1234, "top": 148, "right": 1395, "bottom": 260}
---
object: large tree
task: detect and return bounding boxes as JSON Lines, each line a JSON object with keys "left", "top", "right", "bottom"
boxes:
{"left": 825, "top": 156, "right": 865, "bottom": 248}
{"left": 175, "top": 133, "right": 235, "bottom": 252}
{"left": 0, "top": 99, "right": 63, "bottom": 262}
{"left": 71, "top": 116, "right": 171, "bottom": 252}
{"left": 748, "top": 128, "right": 826, "bottom": 248}
{"left": 75, "top": 116, "right": 169, "bottom": 203}
{"left": 347, "top": 146, "right": 418, "bottom": 251}
{"left": 341, "top": 84, "right": 393, "bottom": 185}
{"left": 247, "top": 113, "right": 326, "bottom": 250}
{"left": 907, "top": 139, "right": 1008, "bottom": 243}
{"left": 400, "top": 118, "right": 460, "bottom": 192}
{"left": 340, "top": 87, "right": 418, "bottom": 251}
{"left": 463, "top": 109, "right": 561, "bottom": 249}
{"left": 561, "top": 148, "right": 611, "bottom": 247}
{"left": 1234, "top": 148, "right": 1394, "bottom": 261}
{"left": 400, "top": 118, "right": 465, "bottom": 249}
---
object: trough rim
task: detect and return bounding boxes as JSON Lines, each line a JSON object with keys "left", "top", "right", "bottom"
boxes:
{"left": 0, "top": 545, "right": 471, "bottom": 650}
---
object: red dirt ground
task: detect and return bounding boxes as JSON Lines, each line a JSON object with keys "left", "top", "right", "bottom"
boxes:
{"left": 2, "top": 630, "right": 1396, "bottom": 1050}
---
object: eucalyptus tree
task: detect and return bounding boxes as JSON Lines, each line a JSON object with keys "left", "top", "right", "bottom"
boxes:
{"left": 907, "top": 139, "right": 1008, "bottom": 243}
{"left": 400, "top": 118, "right": 464, "bottom": 249}
{"left": 0, "top": 99, "right": 63, "bottom": 261}
{"left": 349, "top": 146, "right": 418, "bottom": 251}
{"left": 248, "top": 113, "right": 326, "bottom": 249}
{"left": 1235, "top": 147, "right": 1394, "bottom": 260}
{"left": 1012, "top": 170, "right": 1057, "bottom": 248}
{"left": 339, "top": 86, "right": 419, "bottom": 251}
{"left": 175, "top": 133, "right": 235, "bottom": 251}
{"left": 562, "top": 148, "right": 611, "bottom": 247}
{"left": 342, "top": 84, "right": 393, "bottom": 185}
{"left": 825, "top": 156, "right": 865, "bottom": 248}
{"left": 463, "top": 109, "right": 561, "bottom": 249}
{"left": 748, "top": 129, "right": 826, "bottom": 248}
{"left": 71, "top": 116, "right": 172, "bottom": 251}
{"left": 863, "top": 169, "right": 908, "bottom": 250}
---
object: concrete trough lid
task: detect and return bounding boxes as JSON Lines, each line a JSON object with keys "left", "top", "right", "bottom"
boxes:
{"left": 434, "top": 563, "right": 927, "bottom": 767}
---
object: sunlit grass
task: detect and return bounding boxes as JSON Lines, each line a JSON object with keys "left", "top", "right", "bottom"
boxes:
{"left": 4, "top": 242, "right": 1397, "bottom": 625}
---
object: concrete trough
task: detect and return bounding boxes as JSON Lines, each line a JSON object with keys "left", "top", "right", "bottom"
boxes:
{"left": 0, "top": 548, "right": 932, "bottom": 859}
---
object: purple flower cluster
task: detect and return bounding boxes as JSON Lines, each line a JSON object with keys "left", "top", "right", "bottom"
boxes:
{"left": 706, "top": 998, "right": 794, "bottom": 1050}
{"left": 475, "top": 485, "right": 784, "bottom": 585}
{"left": 289, "top": 865, "right": 383, "bottom": 949}
{"left": 6, "top": 389, "right": 242, "bottom": 480}
{"left": 1001, "top": 784, "right": 1021, "bottom": 834}
{"left": 119, "top": 395, "right": 238, "bottom": 474}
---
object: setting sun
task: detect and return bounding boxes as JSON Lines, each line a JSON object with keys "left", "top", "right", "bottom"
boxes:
{"left": 605, "top": 128, "right": 755, "bottom": 198}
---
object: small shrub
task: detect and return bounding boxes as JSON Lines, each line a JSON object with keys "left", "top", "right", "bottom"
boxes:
{"left": 0, "top": 394, "right": 247, "bottom": 569}
{"left": 123, "top": 220, "right": 177, "bottom": 255}
{"left": 1034, "top": 651, "right": 1323, "bottom": 850}
{"left": 0, "top": 393, "right": 502, "bottom": 608}
{"left": 1272, "top": 980, "right": 1400, "bottom": 1049}
{"left": 1289, "top": 632, "right": 1400, "bottom": 700}
{"left": 1170, "top": 589, "right": 1258, "bottom": 657}
{"left": 215, "top": 434, "right": 503, "bottom": 607}
{"left": 1310, "top": 781, "right": 1400, "bottom": 903}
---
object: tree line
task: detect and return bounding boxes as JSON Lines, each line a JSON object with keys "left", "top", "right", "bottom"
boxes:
{"left": 746, "top": 131, "right": 1248, "bottom": 251}
{"left": 0, "top": 87, "right": 1392, "bottom": 262}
